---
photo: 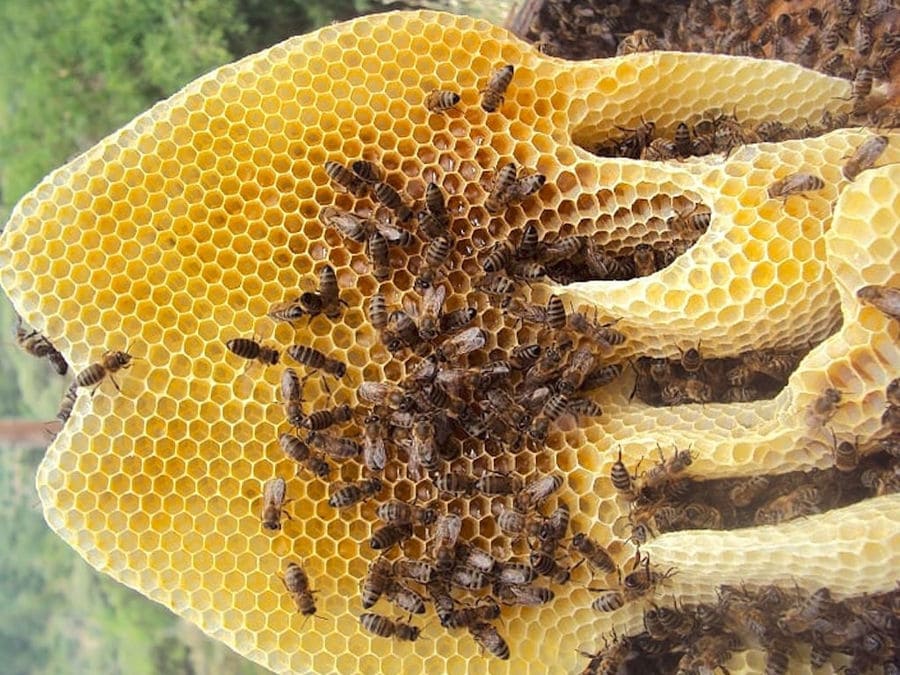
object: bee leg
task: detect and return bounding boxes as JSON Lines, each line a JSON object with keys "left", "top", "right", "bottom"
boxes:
{"left": 109, "top": 375, "right": 122, "bottom": 392}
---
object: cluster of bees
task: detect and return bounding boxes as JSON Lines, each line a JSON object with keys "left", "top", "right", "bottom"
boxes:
{"left": 17, "top": 43, "right": 899, "bottom": 669}
{"left": 608, "top": 379, "right": 899, "bottom": 546}
{"left": 580, "top": 582, "right": 900, "bottom": 674}
{"left": 510, "top": 0, "right": 900, "bottom": 130}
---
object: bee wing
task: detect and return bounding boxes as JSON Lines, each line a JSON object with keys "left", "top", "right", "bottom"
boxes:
{"left": 263, "top": 477, "right": 287, "bottom": 506}
{"left": 421, "top": 283, "right": 447, "bottom": 318}
{"left": 434, "top": 513, "right": 462, "bottom": 547}
{"left": 375, "top": 221, "right": 411, "bottom": 245}
{"left": 359, "top": 381, "right": 390, "bottom": 404}
{"left": 445, "top": 327, "right": 486, "bottom": 356}
{"left": 321, "top": 206, "right": 369, "bottom": 241}
{"left": 400, "top": 296, "right": 420, "bottom": 320}
{"left": 364, "top": 435, "right": 387, "bottom": 472}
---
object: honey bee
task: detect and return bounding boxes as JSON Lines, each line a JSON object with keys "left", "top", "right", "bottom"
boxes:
{"left": 350, "top": 159, "right": 384, "bottom": 185}
{"left": 301, "top": 404, "right": 353, "bottom": 431}
{"left": 754, "top": 485, "right": 821, "bottom": 525}
{"left": 654, "top": 502, "right": 723, "bottom": 532}
{"left": 394, "top": 558, "right": 436, "bottom": 584}
{"left": 359, "top": 613, "right": 420, "bottom": 641}
{"left": 539, "top": 502, "right": 570, "bottom": 546}
{"left": 432, "top": 513, "right": 462, "bottom": 570}
{"left": 226, "top": 337, "right": 279, "bottom": 367}
{"left": 435, "top": 326, "right": 486, "bottom": 362}
{"left": 361, "top": 557, "right": 393, "bottom": 609}
{"left": 857, "top": 285, "right": 900, "bottom": 321}
{"left": 480, "top": 64, "right": 514, "bottom": 113}
{"left": 281, "top": 561, "right": 317, "bottom": 617}
{"left": 424, "top": 180, "right": 450, "bottom": 224}
{"left": 515, "top": 473, "right": 563, "bottom": 511}
{"left": 805, "top": 387, "right": 843, "bottom": 427}
{"left": 830, "top": 431, "right": 859, "bottom": 472}
{"left": 570, "top": 533, "right": 616, "bottom": 575}
{"left": 359, "top": 381, "right": 412, "bottom": 410}
{"left": 728, "top": 475, "right": 770, "bottom": 507}
{"left": 450, "top": 565, "right": 489, "bottom": 590}
{"left": 442, "top": 598, "right": 501, "bottom": 629}
{"left": 325, "top": 160, "right": 367, "bottom": 197}
{"left": 415, "top": 235, "right": 453, "bottom": 291}
{"left": 485, "top": 162, "right": 519, "bottom": 213}
{"left": 540, "top": 235, "right": 585, "bottom": 266}
{"left": 261, "top": 477, "right": 290, "bottom": 531}
{"left": 376, "top": 500, "right": 437, "bottom": 527}
{"left": 468, "top": 622, "right": 510, "bottom": 660}
{"left": 610, "top": 446, "right": 637, "bottom": 501}
{"left": 367, "top": 230, "right": 391, "bottom": 281}
{"left": 668, "top": 204, "right": 711, "bottom": 238}
{"left": 328, "top": 477, "right": 382, "bottom": 508}
{"left": 304, "top": 454, "right": 332, "bottom": 479}
{"left": 678, "top": 342, "right": 703, "bottom": 374}
{"left": 461, "top": 542, "right": 500, "bottom": 572}
{"left": 616, "top": 117, "right": 656, "bottom": 159}
{"left": 482, "top": 241, "right": 513, "bottom": 274}
{"left": 512, "top": 172, "right": 546, "bottom": 201}
{"left": 434, "top": 472, "right": 476, "bottom": 494}
{"left": 529, "top": 548, "right": 574, "bottom": 584}
{"left": 362, "top": 414, "right": 387, "bottom": 472}
{"left": 267, "top": 300, "right": 306, "bottom": 324}
{"left": 287, "top": 345, "right": 346, "bottom": 378}
{"left": 494, "top": 582, "right": 555, "bottom": 606}
{"left": 383, "top": 308, "right": 422, "bottom": 354}
{"left": 476, "top": 274, "right": 516, "bottom": 306}
{"left": 441, "top": 306, "right": 477, "bottom": 334}
{"left": 425, "top": 89, "right": 461, "bottom": 113}
{"left": 529, "top": 391, "right": 570, "bottom": 441}
{"left": 558, "top": 347, "right": 597, "bottom": 396}
{"left": 386, "top": 583, "right": 427, "bottom": 615}
{"left": 370, "top": 522, "right": 413, "bottom": 551}
{"left": 403, "top": 415, "right": 439, "bottom": 479}
{"left": 55, "top": 384, "right": 78, "bottom": 426}
{"left": 591, "top": 589, "right": 626, "bottom": 612}
{"left": 496, "top": 560, "right": 537, "bottom": 586}
{"left": 371, "top": 181, "right": 413, "bottom": 222}
{"left": 632, "top": 244, "right": 657, "bottom": 277}
{"left": 515, "top": 223, "right": 540, "bottom": 260}
{"left": 320, "top": 205, "right": 368, "bottom": 244}
{"left": 767, "top": 172, "right": 825, "bottom": 199}
{"left": 308, "top": 432, "right": 361, "bottom": 460}
{"left": 496, "top": 504, "right": 541, "bottom": 539}
{"left": 279, "top": 432, "right": 311, "bottom": 464}
{"left": 15, "top": 320, "right": 68, "bottom": 374}
{"left": 622, "top": 551, "right": 676, "bottom": 601}
{"left": 841, "top": 135, "right": 889, "bottom": 182}
{"left": 75, "top": 348, "right": 138, "bottom": 393}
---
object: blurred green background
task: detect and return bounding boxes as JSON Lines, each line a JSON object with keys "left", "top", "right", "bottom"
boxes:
{"left": 0, "top": 1, "right": 509, "bottom": 673}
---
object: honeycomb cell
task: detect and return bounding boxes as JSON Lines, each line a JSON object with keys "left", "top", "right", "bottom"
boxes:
{"left": 3, "top": 9, "right": 900, "bottom": 675}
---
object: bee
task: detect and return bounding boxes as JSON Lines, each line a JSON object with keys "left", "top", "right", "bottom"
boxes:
{"left": 287, "top": 345, "right": 346, "bottom": 378}
{"left": 366, "top": 291, "right": 386, "bottom": 332}
{"left": 616, "top": 117, "right": 656, "bottom": 159}
{"left": 469, "top": 622, "right": 510, "bottom": 660}
{"left": 512, "top": 172, "right": 546, "bottom": 201}
{"left": 739, "top": 347, "right": 804, "bottom": 380}
{"left": 279, "top": 432, "right": 310, "bottom": 464}
{"left": 377, "top": 500, "right": 437, "bottom": 527}
{"left": 515, "top": 223, "right": 541, "bottom": 260}
{"left": 805, "top": 387, "right": 843, "bottom": 427}
{"left": 584, "top": 242, "right": 633, "bottom": 280}
{"left": 617, "top": 29, "right": 660, "bottom": 55}
{"left": 311, "top": 264, "right": 345, "bottom": 319}
{"left": 622, "top": 551, "right": 676, "bottom": 601}
{"left": 515, "top": 473, "right": 563, "bottom": 511}
{"left": 610, "top": 446, "right": 637, "bottom": 501}
{"left": 591, "top": 589, "right": 625, "bottom": 612}
{"left": 424, "top": 181, "right": 450, "bottom": 227}
{"left": 494, "top": 582, "right": 554, "bottom": 606}
{"left": 394, "top": 558, "right": 437, "bottom": 584}
{"left": 301, "top": 404, "right": 353, "bottom": 431}
{"left": 558, "top": 347, "right": 597, "bottom": 396}
{"left": 754, "top": 485, "right": 821, "bottom": 525}
{"left": 830, "top": 431, "right": 859, "bottom": 472}
{"left": 226, "top": 337, "right": 279, "bottom": 367}
{"left": 304, "top": 454, "right": 332, "bottom": 479}
{"left": 480, "top": 64, "right": 514, "bottom": 113}
{"left": 571, "top": 533, "right": 616, "bottom": 575}
{"left": 476, "top": 274, "right": 516, "bottom": 306}
{"left": 529, "top": 392, "right": 570, "bottom": 441}
{"left": 320, "top": 206, "right": 369, "bottom": 244}
{"left": 497, "top": 504, "right": 541, "bottom": 539}
{"left": 460, "top": 542, "right": 499, "bottom": 573}
{"left": 75, "top": 348, "right": 137, "bottom": 393}
{"left": 668, "top": 205, "right": 711, "bottom": 237}
{"left": 643, "top": 601, "right": 694, "bottom": 640}
{"left": 404, "top": 415, "right": 439, "bottom": 479}
{"left": 654, "top": 503, "right": 723, "bottom": 532}
{"left": 350, "top": 159, "right": 383, "bottom": 185}
{"left": 386, "top": 583, "right": 426, "bottom": 615}
{"left": 328, "top": 477, "right": 382, "bottom": 508}
{"left": 415, "top": 235, "right": 453, "bottom": 291}
{"left": 632, "top": 244, "right": 657, "bottom": 277}
{"left": 325, "top": 160, "right": 367, "bottom": 197}
{"left": 435, "top": 326, "right": 486, "bottom": 362}
{"left": 267, "top": 300, "right": 306, "bottom": 324}
{"left": 367, "top": 230, "right": 391, "bottom": 281}
{"left": 55, "top": 384, "right": 78, "bottom": 426}
{"left": 359, "top": 613, "right": 420, "bottom": 641}
{"left": 482, "top": 241, "right": 513, "bottom": 274}
{"left": 475, "top": 472, "right": 521, "bottom": 495}
{"left": 529, "top": 548, "right": 574, "bottom": 584}
{"left": 662, "top": 378, "right": 714, "bottom": 405}
{"left": 509, "top": 343, "right": 542, "bottom": 370}
{"left": 442, "top": 598, "right": 501, "bottom": 629}
{"left": 361, "top": 557, "right": 393, "bottom": 609}
{"left": 496, "top": 561, "right": 537, "bottom": 585}
{"left": 281, "top": 561, "right": 317, "bottom": 617}
{"left": 841, "top": 135, "right": 889, "bottom": 182}
{"left": 383, "top": 309, "right": 422, "bottom": 354}
{"left": 425, "top": 89, "right": 460, "bottom": 113}
{"left": 370, "top": 522, "right": 413, "bottom": 550}
{"left": 441, "top": 306, "right": 477, "bottom": 334}
{"left": 728, "top": 475, "right": 770, "bottom": 507}
{"left": 451, "top": 565, "right": 489, "bottom": 590}
{"left": 15, "top": 320, "right": 68, "bottom": 374}
{"left": 485, "top": 162, "right": 519, "bottom": 213}
{"left": 540, "top": 235, "right": 585, "bottom": 266}
{"left": 308, "top": 432, "right": 361, "bottom": 460}
{"left": 261, "top": 477, "right": 290, "bottom": 531}
{"left": 362, "top": 414, "right": 387, "bottom": 472}
{"left": 435, "top": 472, "right": 476, "bottom": 494}
{"left": 371, "top": 181, "right": 413, "bottom": 222}
{"left": 358, "top": 381, "right": 412, "bottom": 410}
{"left": 432, "top": 513, "right": 462, "bottom": 570}
{"left": 767, "top": 172, "right": 825, "bottom": 199}
{"left": 849, "top": 68, "right": 874, "bottom": 115}
{"left": 678, "top": 342, "right": 703, "bottom": 374}
{"left": 857, "top": 285, "right": 900, "bottom": 321}
{"left": 539, "top": 502, "right": 570, "bottom": 546}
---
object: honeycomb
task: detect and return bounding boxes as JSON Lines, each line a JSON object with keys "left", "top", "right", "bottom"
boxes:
{"left": 1, "top": 9, "right": 898, "bottom": 675}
